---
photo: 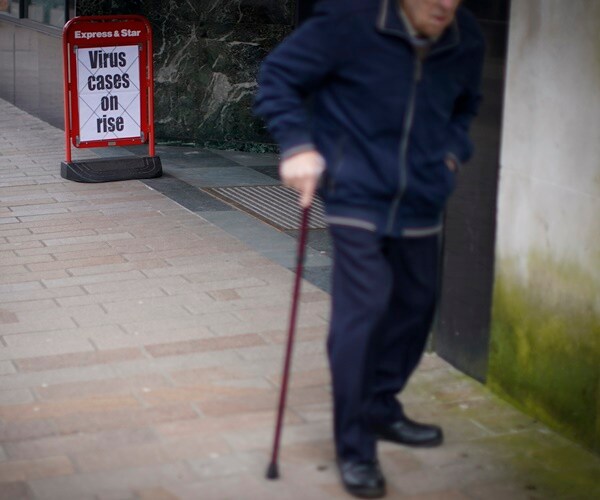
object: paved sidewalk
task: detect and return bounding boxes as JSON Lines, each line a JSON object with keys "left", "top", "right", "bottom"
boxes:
{"left": 0, "top": 98, "right": 599, "bottom": 500}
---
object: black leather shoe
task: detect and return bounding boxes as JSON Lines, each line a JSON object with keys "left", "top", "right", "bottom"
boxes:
{"left": 372, "top": 415, "right": 443, "bottom": 447}
{"left": 337, "top": 460, "right": 386, "bottom": 498}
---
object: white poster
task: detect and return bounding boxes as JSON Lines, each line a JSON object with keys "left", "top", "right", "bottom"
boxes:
{"left": 76, "top": 45, "right": 141, "bottom": 143}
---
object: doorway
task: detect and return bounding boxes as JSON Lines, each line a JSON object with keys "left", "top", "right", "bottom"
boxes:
{"left": 435, "top": 0, "right": 509, "bottom": 381}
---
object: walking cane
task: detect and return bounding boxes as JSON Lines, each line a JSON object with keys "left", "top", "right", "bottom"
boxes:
{"left": 266, "top": 207, "right": 310, "bottom": 480}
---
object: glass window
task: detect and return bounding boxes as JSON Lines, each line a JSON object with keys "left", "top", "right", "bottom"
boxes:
{"left": 0, "top": 0, "right": 20, "bottom": 17}
{"left": 27, "top": 0, "right": 67, "bottom": 27}
{"left": 1, "top": 1, "right": 75, "bottom": 24}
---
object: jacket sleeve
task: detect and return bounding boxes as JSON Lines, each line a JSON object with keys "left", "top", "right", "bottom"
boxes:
{"left": 446, "top": 42, "right": 485, "bottom": 167}
{"left": 253, "top": 6, "right": 344, "bottom": 158}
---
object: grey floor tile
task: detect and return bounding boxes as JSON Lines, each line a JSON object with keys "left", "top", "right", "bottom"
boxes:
{"left": 172, "top": 167, "right": 279, "bottom": 188}
{"left": 142, "top": 175, "right": 235, "bottom": 213}
{"left": 200, "top": 211, "right": 331, "bottom": 272}
{"left": 209, "top": 149, "right": 280, "bottom": 167}
{"left": 300, "top": 267, "right": 332, "bottom": 294}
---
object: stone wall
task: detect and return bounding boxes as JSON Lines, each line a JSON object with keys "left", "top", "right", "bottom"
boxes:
{"left": 78, "top": 0, "right": 295, "bottom": 149}
{"left": 489, "top": 0, "right": 600, "bottom": 453}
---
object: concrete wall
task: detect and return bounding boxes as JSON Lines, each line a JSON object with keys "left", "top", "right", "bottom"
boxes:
{"left": 0, "top": 19, "right": 63, "bottom": 129}
{"left": 489, "top": 0, "right": 600, "bottom": 452}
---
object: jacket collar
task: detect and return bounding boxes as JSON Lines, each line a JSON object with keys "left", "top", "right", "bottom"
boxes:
{"left": 376, "top": 0, "right": 460, "bottom": 55}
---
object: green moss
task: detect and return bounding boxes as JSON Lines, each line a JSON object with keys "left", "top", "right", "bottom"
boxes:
{"left": 488, "top": 254, "right": 600, "bottom": 454}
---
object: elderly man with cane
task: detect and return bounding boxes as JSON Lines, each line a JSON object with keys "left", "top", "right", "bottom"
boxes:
{"left": 255, "top": 0, "right": 484, "bottom": 497}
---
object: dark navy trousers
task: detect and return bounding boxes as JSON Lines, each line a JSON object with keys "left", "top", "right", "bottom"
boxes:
{"left": 327, "top": 225, "right": 440, "bottom": 462}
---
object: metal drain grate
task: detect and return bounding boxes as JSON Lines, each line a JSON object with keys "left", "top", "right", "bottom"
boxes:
{"left": 204, "top": 185, "right": 327, "bottom": 230}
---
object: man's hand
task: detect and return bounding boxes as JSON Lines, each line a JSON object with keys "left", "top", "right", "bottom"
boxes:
{"left": 445, "top": 155, "right": 459, "bottom": 173}
{"left": 279, "top": 150, "right": 325, "bottom": 208}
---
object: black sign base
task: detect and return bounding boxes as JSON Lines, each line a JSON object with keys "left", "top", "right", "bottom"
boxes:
{"left": 61, "top": 156, "right": 162, "bottom": 183}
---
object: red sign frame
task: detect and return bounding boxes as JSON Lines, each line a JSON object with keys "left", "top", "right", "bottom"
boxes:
{"left": 62, "top": 15, "right": 156, "bottom": 162}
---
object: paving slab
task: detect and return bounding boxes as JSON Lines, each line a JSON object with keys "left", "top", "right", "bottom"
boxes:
{"left": 1, "top": 97, "right": 599, "bottom": 499}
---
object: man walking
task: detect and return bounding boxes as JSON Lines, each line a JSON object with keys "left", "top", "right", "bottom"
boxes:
{"left": 254, "top": 0, "right": 484, "bottom": 497}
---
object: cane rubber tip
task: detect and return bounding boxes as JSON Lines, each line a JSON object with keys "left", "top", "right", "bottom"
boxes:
{"left": 266, "top": 462, "right": 279, "bottom": 480}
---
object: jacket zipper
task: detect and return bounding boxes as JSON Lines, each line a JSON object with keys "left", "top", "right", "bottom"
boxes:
{"left": 385, "top": 50, "right": 424, "bottom": 235}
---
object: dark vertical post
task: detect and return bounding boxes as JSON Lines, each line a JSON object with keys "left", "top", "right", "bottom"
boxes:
{"left": 62, "top": 20, "right": 72, "bottom": 162}
{"left": 434, "top": 0, "right": 510, "bottom": 381}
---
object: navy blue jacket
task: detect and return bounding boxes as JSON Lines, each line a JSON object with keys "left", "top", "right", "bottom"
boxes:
{"left": 254, "top": 0, "right": 485, "bottom": 236}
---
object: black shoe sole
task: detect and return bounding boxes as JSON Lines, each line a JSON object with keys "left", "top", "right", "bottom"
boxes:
{"left": 343, "top": 484, "right": 386, "bottom": 499}
{"left": 375, "top": 432, "right": 444, "bottom": 448}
